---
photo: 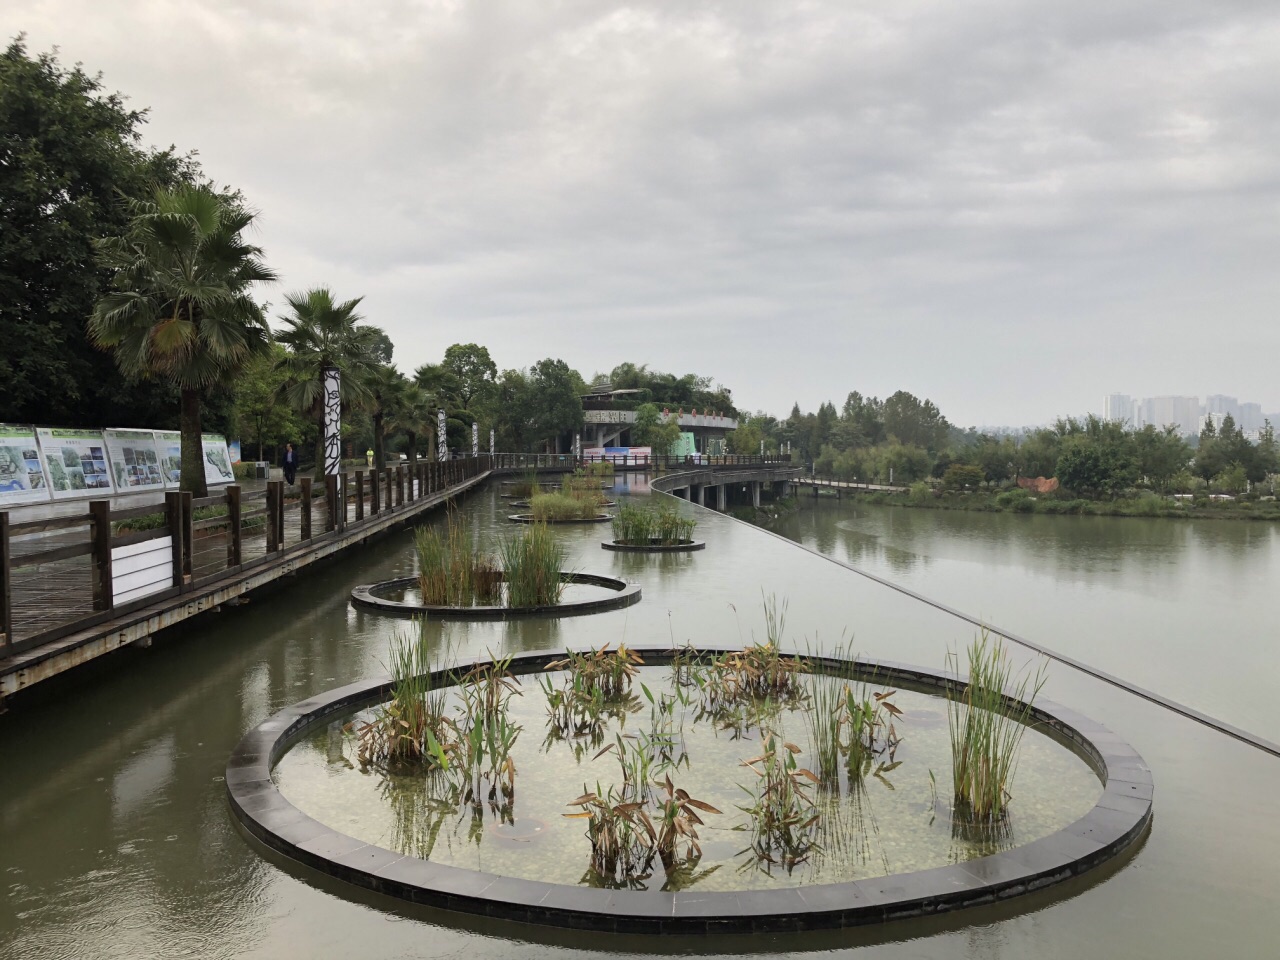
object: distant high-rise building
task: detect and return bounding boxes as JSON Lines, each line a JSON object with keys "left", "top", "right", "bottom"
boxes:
{"left": 1103, "top": 394, "right": 1135, "bottom": 425}
{"left": 1239, "top": 402, "right": 1264, "bottom": 434}
{"left": 1141, "top": 396, "right": 1201, "bottom": 437}
{"left": 1205, "top": 395, "right": 1240, "bottom": 419}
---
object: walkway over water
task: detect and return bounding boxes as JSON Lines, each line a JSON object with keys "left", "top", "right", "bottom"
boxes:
{"left": 0, "top": 454, "right": 790, "bottom": 699}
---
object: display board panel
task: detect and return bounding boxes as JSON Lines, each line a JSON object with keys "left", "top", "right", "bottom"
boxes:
{"left": 0, "top": 424, "right": 51, "bottom": 505}
{"left": 103, "top": 428, "right": 167, "bottom": 492}
{"left": 153, "top": 431, "right": 183, "bottom": 486}
{"left": 201, "top": 434, "right": 235, "bottom": 486}
{"left": 36, "top": 428, "right": 117, "bottom": 500}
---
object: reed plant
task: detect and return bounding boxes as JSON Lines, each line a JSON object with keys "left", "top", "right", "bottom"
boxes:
{"left": 737, "top": 732, "right": 821, "bottom": 872}
{"left": 414, "top": 513, "right": 502, "bottom": 607}
{"left": 499, "top": 522, "right": 566, "bottom": 606}
{"left": 611, "top": 501, "right": 696, "bottom": 545}
{"left": 529, "top": 490, "right": 603, "bottom": 520}
{"left": 545, "top": 644, "right": 643, "bottom": 698}
{"left": 946, "top": 632, "right": 1047, "bottom": 822}
{"left": 455, "top": 652, "right": 523, "bottom": 810}
{"left": 347, "top": 620, "right": 454, "bottom": 770}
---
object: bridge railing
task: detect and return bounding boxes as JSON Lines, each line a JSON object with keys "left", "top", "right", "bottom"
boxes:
{"left": 0, "top": 456, "right": 489, "bottom": 659}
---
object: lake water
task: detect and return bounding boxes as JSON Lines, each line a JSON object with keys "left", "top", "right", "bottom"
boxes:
{"left": 2, "top": 484, "right": 1278, "bottom": 959}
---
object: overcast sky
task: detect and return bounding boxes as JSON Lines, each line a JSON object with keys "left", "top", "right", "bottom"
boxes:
{"left": 7, "top": 1, "right": 1280, "bottom": 426}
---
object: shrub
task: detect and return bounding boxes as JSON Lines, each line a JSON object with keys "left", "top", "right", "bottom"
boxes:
{"left": 500, "top": 522, "right": 567, "bottom": 606}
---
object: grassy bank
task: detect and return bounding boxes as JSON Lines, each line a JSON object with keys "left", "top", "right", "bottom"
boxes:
{"left": 826, "top": 486, "right": 1280, "bottom": 522}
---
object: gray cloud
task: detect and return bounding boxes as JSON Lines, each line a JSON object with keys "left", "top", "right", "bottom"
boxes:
{"left": 7, "top": 0, "right": 1280, "bottom": 424}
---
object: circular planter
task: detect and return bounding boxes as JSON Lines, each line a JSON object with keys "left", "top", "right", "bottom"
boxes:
{"left": 227, "top": 646, "right": 1152, "bottom": 934}
{"left": 508, "top": 513, "right": 612, "bottom": 524}
{"left": 602, "top": 538, "right": 706, "bottom": 553}
{"left": 350, "top": 573, "right": 640, "bottom": 620}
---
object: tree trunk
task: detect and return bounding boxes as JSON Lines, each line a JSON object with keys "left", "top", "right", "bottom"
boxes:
{"left": 407, "top": 430, "right": 417, "bottom": 463}
{"left": 314, "top": 406, "right": 327, "bottom": 482}
{"left": 180, "top": 387, "right": 208, "bottom": 497}
{"left": 373, "top": 411, "right": 385, "bottom": 469}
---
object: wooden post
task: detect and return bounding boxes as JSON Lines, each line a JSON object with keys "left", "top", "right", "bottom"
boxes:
{"left": 396, "top": 466, "right": 405, "bottom": 506}
{"left": 266, "top": 480, "right": 281, "bottom": 552}
{"left": 90, "top": 500, "right": 113, "bottom": 612}
{"left": 0, "top": 512, "right": 11, "bottom": 653}
{"left": 180, "top": 492, "right": 194, "bottom": 581}
{"left": 227, "top": 485, "right": 243, "bottom": 567}
{"left": 370, "top": 468, "right": 381, "bottom": 515}
{"left": 165, "top": 493, "right": 185, "bottom": 587}
{"left": 355, "top": 471, "right": 365, "bottom": 521}
{"left": 300, "top": 477, "right": 313, "bottom": 540}
{"left": 325, "top": 474, "right": 338, "bottom": 532}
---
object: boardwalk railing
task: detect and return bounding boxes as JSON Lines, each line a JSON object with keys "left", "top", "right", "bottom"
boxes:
{"left": 0, "top": 452, "right": 791, "bottom": 659}
{"left": 0, "top": 456, "right": 487, "bottom": 658}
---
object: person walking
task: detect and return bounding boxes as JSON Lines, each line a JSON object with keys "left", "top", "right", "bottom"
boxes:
{"left": 282, "top": 443, "right": 298, "bottom": 485}
{"left": 366, "top": 447, "right": 374, "bottom": 467}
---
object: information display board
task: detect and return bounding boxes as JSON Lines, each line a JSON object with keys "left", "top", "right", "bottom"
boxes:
{"left": 0, "top": 424, "right": 51, "bottom": 505}
{"left": 36, "top": 428, "right": 117, "bottom": 500}
{"left": 103, "top": 428, "right": 167, "bottom": 492}
{"left": 201, "top": 434, "right": 235, "bottom": 486}
{"left": 154, "top": 431, "right": 183, "bottom": 485}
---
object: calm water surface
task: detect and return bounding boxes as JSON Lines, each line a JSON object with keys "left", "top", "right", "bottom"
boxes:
{"left": 2, "top": 484, "right": 1279, "bottom": 959}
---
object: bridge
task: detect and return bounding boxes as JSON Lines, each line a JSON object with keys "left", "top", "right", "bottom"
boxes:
{"left": 790, "top": 476, "right": 909, "bottom": 497}
{"left": 0, "top": 454, "right": 792, "bottom": 702}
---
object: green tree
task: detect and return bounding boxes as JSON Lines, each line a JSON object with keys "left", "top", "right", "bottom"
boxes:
{"left": 389, "top": 384, "right": 434, "bottom": 462}
{"left": 943, "top": 464, "right": 986, "bottom": 491}
{"left": 441, "top": 343, "right": 498, "bottom": 412}
{"left": 526, "top": 358, "right": 584, "bottom": 449}
{"left": 275, "top": 288, "right": 381, "bottom": 478}
{"left": 90, "top": 184, "right": 276, "bottom": 495}
{"left": 882, "top": 390, "right": 950, "bottom": 452}
{"left": 1, "top": 38, "right": 203, "bottom": 428}
{"left": 368, "top": 365, "right": 410, "bottom": 467}
{"left": 229, "top": 344, "right": 307, "bottom": 462}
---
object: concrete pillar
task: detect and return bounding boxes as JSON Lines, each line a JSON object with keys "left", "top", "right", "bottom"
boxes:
{"left": 716, "top": 484, "right": 727, "bottom": 511}
{"left": 698, "top": 484, "right": 709, "bottom": 507}
{"left": 778, "top": 480, "right": 790, "bottom": 498}
{"left": 752, "top": 481, "right": 761, "bottom": 508}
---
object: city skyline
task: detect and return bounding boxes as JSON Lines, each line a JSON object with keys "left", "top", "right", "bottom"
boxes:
{"left": 1103, "top": 392, "right": 1276, "bottom": 438}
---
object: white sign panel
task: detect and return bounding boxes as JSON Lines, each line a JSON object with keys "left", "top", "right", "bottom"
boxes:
{"left": 112, "top": 536, "right": 174, "bottom": 606}
{"left": 36, "top": 428, "right": 117, "bottom": 500}
{"left": 201, "top": 434, "right": 235, "bottom": 486}
{"left": 0, "top": 424, "right": 50, "bottom": 505}
{"left": 103, "top": 428, "right": 167, "bottom": 492}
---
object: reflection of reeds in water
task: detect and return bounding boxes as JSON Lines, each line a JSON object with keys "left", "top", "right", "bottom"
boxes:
{"left": 382, "top": 773, "right": 461, "bottom": 861}
{"left": 810, "top": 776, "right": 891, "bottom": 880}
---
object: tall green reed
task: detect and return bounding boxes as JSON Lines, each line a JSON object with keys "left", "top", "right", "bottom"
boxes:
{"left": 946, "top": 631, "right": 1047, "bottom": 822}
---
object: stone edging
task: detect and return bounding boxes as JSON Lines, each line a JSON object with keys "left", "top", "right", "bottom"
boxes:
{"left": 226, "top": 646, "right": 1153, "bottom": 934}
{"left": 601, "top": 539, "right": 706, "bottom": 553}
{"left": 350, "top": 573, "right": 641, "bottom": 621}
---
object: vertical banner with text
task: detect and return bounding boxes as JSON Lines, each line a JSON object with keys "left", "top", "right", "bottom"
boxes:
{"left": 437, "top": 410, "right": 447, "bottom": 460}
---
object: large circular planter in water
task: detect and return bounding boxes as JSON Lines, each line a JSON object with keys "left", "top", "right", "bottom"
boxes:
{"left": 601, "top": 538, "right": 706, "bottom": 553}
{"left": 350, "top": 573, "right": 640, "bottom": 620}
{"left": 227, "top": 646, "right": 1152, "bottom": 934}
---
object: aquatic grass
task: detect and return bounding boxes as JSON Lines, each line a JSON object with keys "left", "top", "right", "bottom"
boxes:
{"left": 946, "top": 632, "right": 1047, "bottom": 822}
{"left": 347, "top": 619, "right": 454, "bottom": 770}
{"left": 455, "top": 651, "right": 523, "bottom": 813}
{"left": 414, "top": 512, "right": 501, "bottom": 607}
{"left": 499, "top": 522, "right": 567, "bottom": 606}
{"left": 737, "top": 731, "right": 822, "bottom": 873}
{"left": 611, "top": 501, "right": 696, "bottom": 545}
{"left": 529, "top": 490, "right": 603, "bottom": 520}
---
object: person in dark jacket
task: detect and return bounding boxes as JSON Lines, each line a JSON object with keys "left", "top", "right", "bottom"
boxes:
{"left": 282, "top": 443, "right": 298, "bottom": 485}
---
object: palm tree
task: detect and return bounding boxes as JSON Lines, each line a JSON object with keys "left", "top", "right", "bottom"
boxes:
{"left": 89, "top": 184, "right": 277, "bottom": 496}
{"left": 389, "top": 383, "right": 434, "bottom": 463}
{"left": 275, "top": 288, "right": 381, "bottom": 478}
{"left": 368, "top": 365, "right": 411, "bottom": 468}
